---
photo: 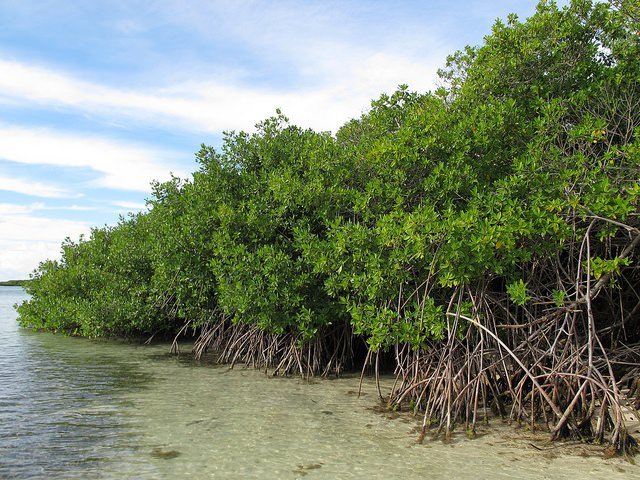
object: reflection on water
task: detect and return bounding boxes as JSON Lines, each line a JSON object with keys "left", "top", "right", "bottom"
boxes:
{"left": 0, "top": 287, "right": 635, "bottom": 479}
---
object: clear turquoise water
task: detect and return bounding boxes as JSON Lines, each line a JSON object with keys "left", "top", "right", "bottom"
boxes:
{"left": 0, "top": 287, "right": 635, "bottom": 479}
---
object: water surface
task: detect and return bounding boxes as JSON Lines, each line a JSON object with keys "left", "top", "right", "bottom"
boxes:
{"left": 0, "top": 287, "right": 635, "bottom": 479}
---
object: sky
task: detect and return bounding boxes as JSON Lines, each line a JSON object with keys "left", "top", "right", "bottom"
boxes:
{"left": 0, "top": 0, "right": 549, "bottom": 281}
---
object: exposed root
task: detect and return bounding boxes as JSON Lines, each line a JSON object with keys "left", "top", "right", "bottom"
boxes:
{"left": 192, "top": 320, "right": 357, "bottom": 377}
{"left": 386, "top": 228, "right": 640, "bottom": 456}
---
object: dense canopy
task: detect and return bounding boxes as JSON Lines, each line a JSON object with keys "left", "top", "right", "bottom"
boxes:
{"left": 18, "top": 0, "right": 640, "bottom": 453}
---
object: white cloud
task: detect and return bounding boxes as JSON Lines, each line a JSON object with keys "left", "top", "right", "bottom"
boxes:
{"left": 0, "top": 203, "right": 42, "bottom": 216}
{"left": 0, "top": 126, "right": 185, "bottom": 192}
{"left": 0, "top": 206, "right": 91, "bottom": 279}
{"left": 0, "top": 47, "right": 440, "bottom": 134}
{"left": 0, "top": 174, "right": 77, "bottom": 198}
{"left": 0, "top": 58, "right": 274, "bottom": 131}
{"left": 63, "top": 205, "right": 98, "bottom": 211}
{"left": 0, "top": 203, "right": 97, "bottom": 215}
{"left": 158, "top": 1, "right": 448, "bottom": 88}
{"left": 111, "top": 200, "right": 147, "bottom": 211}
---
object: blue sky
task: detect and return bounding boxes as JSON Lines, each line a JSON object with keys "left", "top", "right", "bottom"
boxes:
{"left": 0, "top": 0, "right": 548, "bottom": 280}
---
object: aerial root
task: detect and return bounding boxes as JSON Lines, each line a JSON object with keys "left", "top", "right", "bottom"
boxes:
{"left": 191, "top": 320, "right": 356, "bottom": 377}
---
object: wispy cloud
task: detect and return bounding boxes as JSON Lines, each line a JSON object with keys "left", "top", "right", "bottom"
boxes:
{"left": 0, "top": 203, "right": 98, "bottom": 215}
{"left": 63, "top": 205, "right": 99, "bottom": 211}
{"left": 0, "top": 203, "right": 42, "bottom": 216}
{"left": 111, "top": 200, "right": 147, "bottom": 211}
{"left": 0, "top": 0, "right": 451, "bottom": 136}
{"left": 0, "top": 125, "right": 185, "bottom": 192}
{"left": 0, "top": 174, "right": 74, "bottom": 198}
{"left": 0, "top": 47, "right": 440, "bottom": 134}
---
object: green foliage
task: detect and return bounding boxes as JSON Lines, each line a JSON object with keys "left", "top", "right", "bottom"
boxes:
{"left": 18, "top": 215, "right": 173, "bottom": 336}
{"left": 17, "top": 1, "right": 640, "bottom": 360}
{"left": 507, "top": 280, "right": 531, "bottom": 306}
{"left": 587, "top": 256, "right": 631, "bottom": 280}
{"left": 552, "top": 289, "right": 567, "bottom": 307}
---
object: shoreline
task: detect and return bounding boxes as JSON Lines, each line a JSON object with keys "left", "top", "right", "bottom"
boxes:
{"left": 0, "top": 280, "right": 27, "bottom": 287}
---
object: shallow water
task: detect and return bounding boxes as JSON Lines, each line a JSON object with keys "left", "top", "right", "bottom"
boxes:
{"left": 0, "top": 286, "right": 637, "bottom": 479}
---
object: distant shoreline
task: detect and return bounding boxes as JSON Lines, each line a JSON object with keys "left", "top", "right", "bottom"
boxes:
{"left": 0, "top": 280, "right": 27, "bottom": 287}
